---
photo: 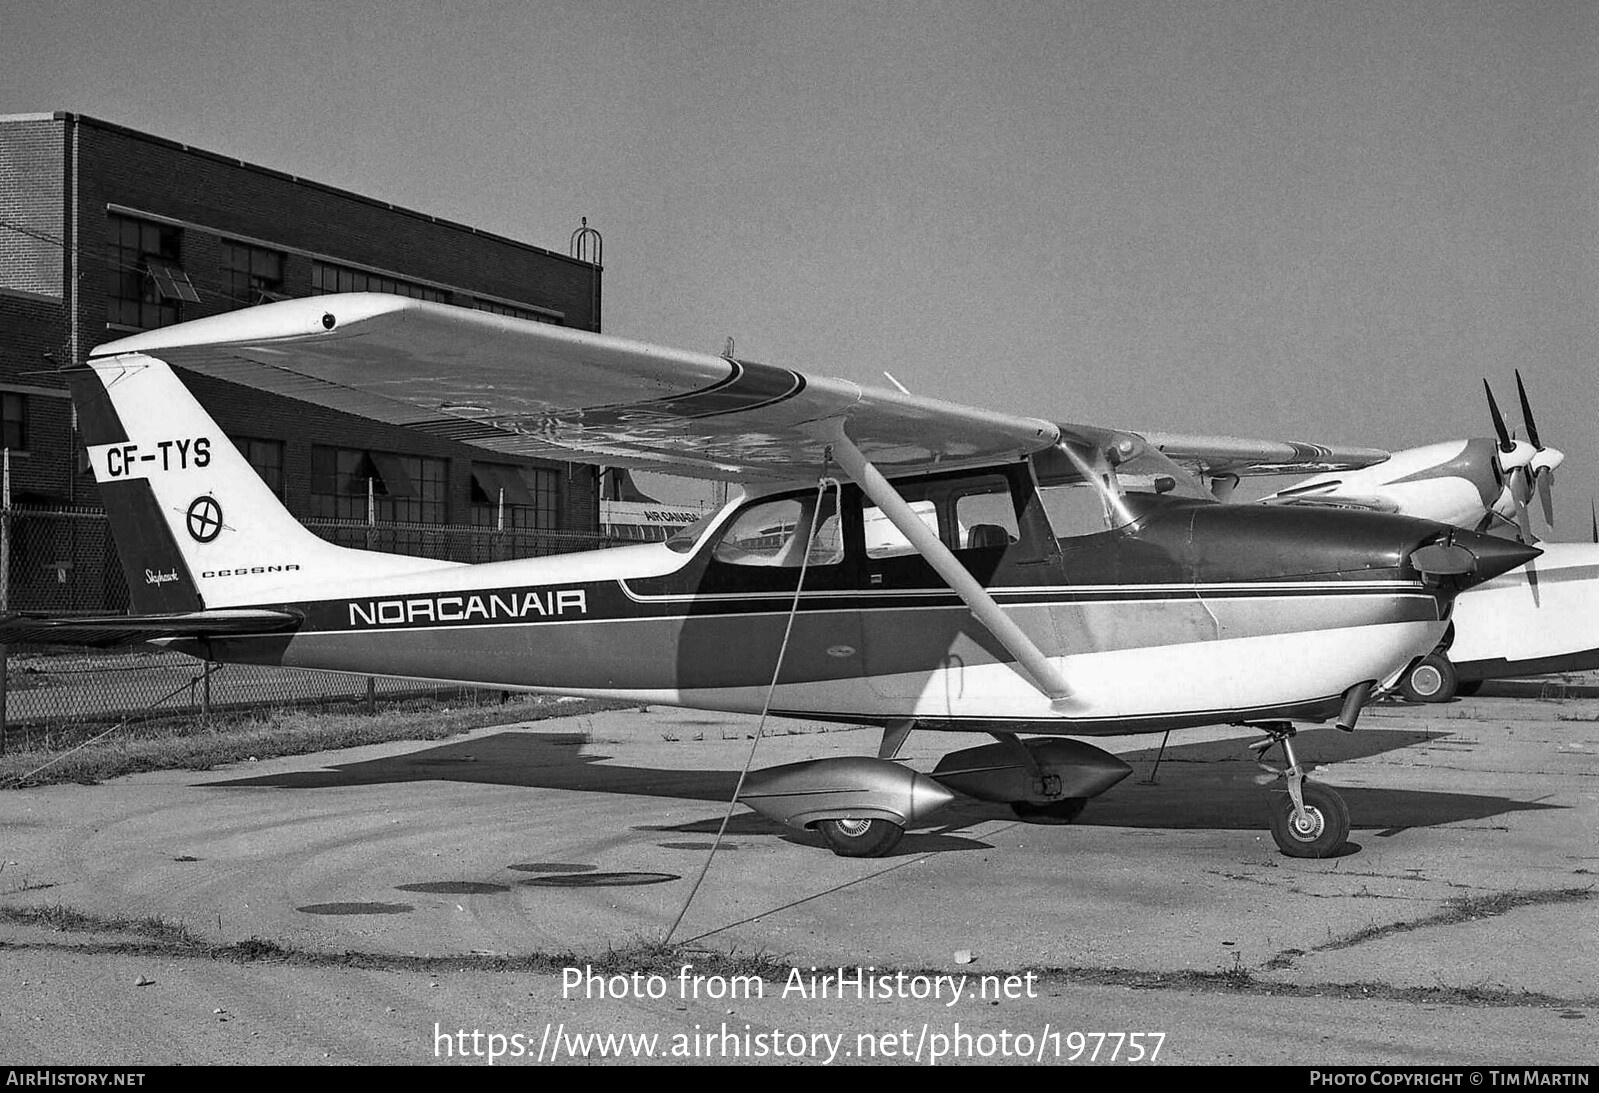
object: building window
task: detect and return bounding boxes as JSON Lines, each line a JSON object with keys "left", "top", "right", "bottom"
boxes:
{"left": 225, "top": 244, "right": 286, "bottom": 306}
{"left": 470, "top": 463, "right": 560, "bottom": 529}
{"left": 310, "top": 261, "right": 449, "bottom": 303}
{"left": 1, "top": 393, "right": 26, "bottom": 451}
{"left": 471, "top": 298, "right": 562, "bottom": 325}
{"left": 311, "top": 445, "right": 447, "bottom": 524}
{"left": 237, "top": 437, "right": 285, "bottom": 496}
{"left": 106, "top": 214, "right": 197, "bottom": 328}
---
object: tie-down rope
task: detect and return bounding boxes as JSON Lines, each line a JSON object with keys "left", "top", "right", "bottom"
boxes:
{"left": 665, "top": 474, "right": 840, "bottom": 943}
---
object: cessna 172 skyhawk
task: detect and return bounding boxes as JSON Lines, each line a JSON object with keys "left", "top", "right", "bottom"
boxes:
{"left": 17, "top": 295, "right": 1537, "bottom": 859}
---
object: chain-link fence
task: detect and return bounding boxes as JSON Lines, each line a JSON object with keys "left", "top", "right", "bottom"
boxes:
{"left": 0, "top": 649, "right": 514, "bottom": 750}
{"left": 3, "top": 505, "right": 130, "bottom": 616}
{"left": 0, "top": 505, "right": 629, "bottom": 747}
{"left": 1, "top": 506, "right": 621, "bottom": 614}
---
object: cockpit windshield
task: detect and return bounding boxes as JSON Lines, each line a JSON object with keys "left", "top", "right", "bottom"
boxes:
{"left": 1032, "top": 435, "right": 1212, "bottom": 538}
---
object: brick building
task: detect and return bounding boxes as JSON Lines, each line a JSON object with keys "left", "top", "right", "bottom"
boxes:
{"left": 0, "top": 112, "right": 605, "bottom": 611}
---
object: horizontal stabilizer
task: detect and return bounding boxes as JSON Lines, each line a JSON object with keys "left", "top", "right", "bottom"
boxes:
{"left": 0, "top": 609, "right": 301, "bottom": 648}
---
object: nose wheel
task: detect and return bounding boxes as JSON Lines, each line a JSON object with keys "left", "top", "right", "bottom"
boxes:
{"left": 1249, "top": 723, "right": 1351, "bottom": 858}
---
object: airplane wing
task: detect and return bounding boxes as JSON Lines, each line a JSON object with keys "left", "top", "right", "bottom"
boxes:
{"left": 1253, "top": 480, "right": 1401, "bottom": 513}
{"left": 1138, "top": 432, "right": 1391, "bottom": 479}
{"left": 89, "top": 295, "right": 1061, "bottom": 482}
{"left": 0, "top": 609, "right": 301, "bottom": 648}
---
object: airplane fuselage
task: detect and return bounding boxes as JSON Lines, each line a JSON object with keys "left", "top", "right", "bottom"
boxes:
{"left": 1448, "top": 541, "right": 1599, "bottom": 682}
{"left": 178, "top": 489, "right": 1488, "bottom": 736}
{"left": 51, "top": 307, "right": 1544, "bottom": 858}
{"left": 1261, "top": 439, "right": 1521, "bottom": 528}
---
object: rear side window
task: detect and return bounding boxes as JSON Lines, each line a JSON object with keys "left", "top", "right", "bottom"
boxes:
{"left": 861, "top": 499, "right": 937, "bottom": 559}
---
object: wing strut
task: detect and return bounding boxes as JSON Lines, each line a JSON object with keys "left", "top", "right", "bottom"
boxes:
{"left": 824, "top": 427, "right": 1073, "bottom": 709}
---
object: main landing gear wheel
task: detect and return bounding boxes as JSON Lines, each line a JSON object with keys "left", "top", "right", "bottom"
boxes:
{"left": 1398, "top": 653, "right": 1457, "bottom": 703}
{"left": 815, "top": 817, "right": 904, "bottom": 858}
{"left": 1267, "top": 783, "right": 1351, "bottom": 859}
{"left": 1010, "top": 797, "right": 1087, "bottom": 824}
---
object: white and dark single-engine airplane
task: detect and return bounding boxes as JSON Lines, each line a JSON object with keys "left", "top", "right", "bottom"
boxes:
{"left": 5, "top": 295, "right": 1539, "bottom": 858}
{"left": 1204, "top": 374, "right": 1596, "bottom": 703}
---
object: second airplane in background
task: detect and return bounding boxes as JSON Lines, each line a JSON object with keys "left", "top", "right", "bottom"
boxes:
{"left": 1160, "top": 374, "right": 1589, "bottom": 702}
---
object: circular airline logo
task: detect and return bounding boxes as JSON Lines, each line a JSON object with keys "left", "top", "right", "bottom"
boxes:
{"left": 186, "top": 496, "right": 224, "bottom": 543}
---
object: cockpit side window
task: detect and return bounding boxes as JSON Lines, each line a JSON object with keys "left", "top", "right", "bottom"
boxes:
{"left": 862, "top": 498, "right": 937, "bottom": 559}
{"left": 711, "top": 492, "right": 844, "bottom": 568}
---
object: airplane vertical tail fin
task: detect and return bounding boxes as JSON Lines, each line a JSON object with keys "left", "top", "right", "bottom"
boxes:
{"left": 72, "top": 353, "right": 448, "bottom": 613}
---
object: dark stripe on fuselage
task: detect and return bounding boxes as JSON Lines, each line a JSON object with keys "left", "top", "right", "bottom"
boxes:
{"left": 203, "top": 580, "right": 1442, "bottom": 694}
{"left": 290, "top": 579, "right": 1438, "bottom": 632}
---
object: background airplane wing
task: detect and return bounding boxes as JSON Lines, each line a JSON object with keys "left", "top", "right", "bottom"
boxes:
{"left": 91, "top": 295, "right": 1060, "bottom": 482}
{"left": 1252, "top": 480, "right": 1402, "bottom": 512}
{"left": 1137, "top": 431, "right": 1391, "bottom": 479}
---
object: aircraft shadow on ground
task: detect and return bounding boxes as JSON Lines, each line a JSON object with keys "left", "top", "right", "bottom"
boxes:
{"left": 206, "top": 725, "right": 1559, "bottom": 840}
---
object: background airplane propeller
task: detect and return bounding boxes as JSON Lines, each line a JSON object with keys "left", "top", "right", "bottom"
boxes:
{"left": 1517, "top": 370, "right": 1561, "bottom": 529}
{"left": 1484, "top": 371, "right": 1563, "bottom": 542}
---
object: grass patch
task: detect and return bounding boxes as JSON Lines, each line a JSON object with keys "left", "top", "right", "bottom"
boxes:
{"left": 1257, "top": 887, "right": 1597, "bottom": 970}
{"left": 0, "top": 903, "right": 792, "bottom": 977}
{"left": 0, "top": 695, "right": 635, "bottom": 789}
{"left": 3, "top": 902, "right": 1591, "bottom": 1008}
{"left": 1316, "top": 887, "right": 1594, "bottom": 953}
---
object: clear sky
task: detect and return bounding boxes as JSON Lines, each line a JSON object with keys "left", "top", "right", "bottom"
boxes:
{"left": 4, "top": 1, "right": 1595, "bottom": 521}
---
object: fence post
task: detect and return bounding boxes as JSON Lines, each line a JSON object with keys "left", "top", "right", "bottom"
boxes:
{"left": 202, "top": 661, "right": 212, "bottom": 718}
{"left": 1, "top": 448, "right": 10, "bottom": 753}
{"left": 366, "top": 676, "right": 376, "bottom": 714}
{"left": 1, "top": 447, "right": 10, "bottom": 613}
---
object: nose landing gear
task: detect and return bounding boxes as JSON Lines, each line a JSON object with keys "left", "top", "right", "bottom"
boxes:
{"left": 1249, "top": 723, "right": 1351, "bottom": 858}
